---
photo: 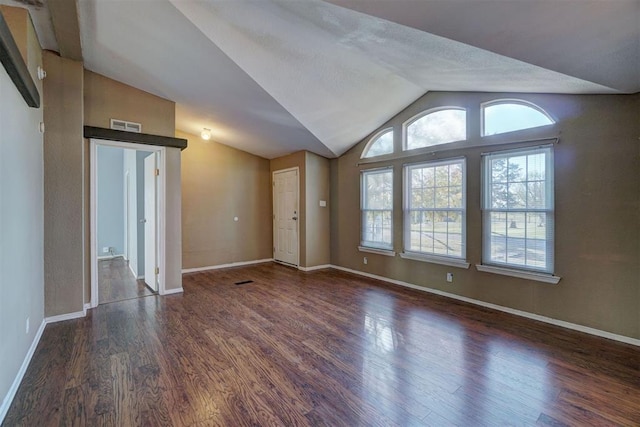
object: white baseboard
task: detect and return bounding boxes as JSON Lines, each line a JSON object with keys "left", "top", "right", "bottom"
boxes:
{"left": 97, "top": 253, "right": 125, "bottom": 260}
{"left": 0, "top": 319, "right": 46, "bottom": 424}
{"left": 298, "top": 264, "right": 332, "bottom": 272}
{"left": 128, "top": 263, "right": 138, "bottom": 279}
{"left": 330, "top": 265, "right": 640, "bottom": 347}
{"left": 44, "top": 309, "right": 86, "bottom": 324}
{"left": 182, "top": 258, "right": 273, "bottom": 274}
{"left": 162, "top": 287, "right": 184, "bottom": 295}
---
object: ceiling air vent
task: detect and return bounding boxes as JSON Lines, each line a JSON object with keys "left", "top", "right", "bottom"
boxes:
{"left": 110, "top": 119, "right": 142, "bottom": 133}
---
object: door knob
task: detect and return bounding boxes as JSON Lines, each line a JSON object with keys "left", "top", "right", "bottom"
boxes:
{"left": 140, "top": 219, "right": 147, "bottom": 223}
{"left": 292, "top": 217, "right": 298, "bottom": 221}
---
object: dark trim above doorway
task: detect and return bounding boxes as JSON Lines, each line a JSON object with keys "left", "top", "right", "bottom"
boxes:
{"left": 84, "top": 126, "right": 188, "bottom": 150}
{"left": 0, "top": 12, "right": 40, "bottom": 108}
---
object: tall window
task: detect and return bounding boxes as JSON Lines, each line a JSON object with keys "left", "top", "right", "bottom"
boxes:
{"left": 361, "top": 169, "right": 393, "bottom": 249}
{"left": 482, "top": 100, "right": 554, "bottom": 136}
{"left": 482, "top": 146, "right": 554, "bottom": 273}
{"left": 362, "top": 128, "right": 393, "bottom": 158}
{"left": 405, "top": 108, "right": 466, "bottom": 151}
{"left": 404, "top": 158, "right": 466, "bottom": 259}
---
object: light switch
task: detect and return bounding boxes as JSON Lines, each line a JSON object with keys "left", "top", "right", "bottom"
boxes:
{"left": 319, "top": 200, "right": 327, "bottom": 207}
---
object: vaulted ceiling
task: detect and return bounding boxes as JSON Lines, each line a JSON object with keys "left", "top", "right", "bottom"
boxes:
{"left": 3, "top": 0, "right": 639, "bottom": 158}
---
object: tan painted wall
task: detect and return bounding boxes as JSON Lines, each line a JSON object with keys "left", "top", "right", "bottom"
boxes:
{"left": 43, "top": 51, "right": 85, "bottom": 317}
{"left": 84, "top": 70, "right": 175, "bottom": 137}
{"left": 0, "top": 5, "right": 27, "bottom": 63}
{"left": 331, "top": 91, "right": 640, "bottom": 340}
{"left": 165, "top": 147, "right": 183, "bottom": 290}
{"left": 305, "top": 152, "right": 331, "bottom": 267}
{"left": 180, "top": 131, "right": 272, "bottom": 268}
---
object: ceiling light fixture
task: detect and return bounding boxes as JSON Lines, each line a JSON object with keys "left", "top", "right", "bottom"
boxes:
{"left": 201, "top": 128, "right": 211, "bottom": 140}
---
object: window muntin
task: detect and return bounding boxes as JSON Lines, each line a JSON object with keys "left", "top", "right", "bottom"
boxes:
{"left": 361, "top": 168, "right": 393, "bottom": 249}
{"left": 405, "top": 108, "right": 466, "bottom": 151}
{"left": 362, "top": 128, "right": 394, "bottom": 158}
{"left": 482, "top": 146, "right": 554, "bottom": 273}
{"left": 404, "top": 158, "right": 466, "bottom": 259}
{"left": 482, "top": 101, "right": 554, "bottom": 136}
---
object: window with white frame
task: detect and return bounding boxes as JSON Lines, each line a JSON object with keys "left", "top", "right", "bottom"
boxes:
{"left": 404, "top": 108, "right": 466, "bottom": 151}
{"left": 404, "top": 158, "right": 466, "bottom": 259}
{"left": 361, "top": 168, "right": 393, "bottom": 249}
{"left": 362, "top": 128, "right": 394, "bottom": 158}
{"left": 482, "top": 100, "right": 554, "bottom": 136}
{"left": 481, "top": 146, "right": 554, "bottom": 273}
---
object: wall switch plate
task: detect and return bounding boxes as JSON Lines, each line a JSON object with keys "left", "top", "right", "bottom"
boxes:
{"left": 26, "top": 317, "right": 30, "bottom": 334}
{"left": 446, "top": 272, "right": 453, "bottom": 283}
{"left": 319, "top": 200, "right": 327, "bottom": 207}
{"left": 102, "top": 247, "right": 109, "bottom": 253}
{"left": 363, "top": 257, "right": 368, "bottom": 265}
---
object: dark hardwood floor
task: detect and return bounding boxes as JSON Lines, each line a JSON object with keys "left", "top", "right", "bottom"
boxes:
{"left": 3, "top": 263, "right": 639, "bottom": 426}
{"left": 99, "top": 257, "right": 155, "bottom": 305}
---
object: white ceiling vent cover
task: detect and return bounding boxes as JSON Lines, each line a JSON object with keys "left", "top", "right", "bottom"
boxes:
{"left": 110, "top": 119, "right": 142, "bottom": 133}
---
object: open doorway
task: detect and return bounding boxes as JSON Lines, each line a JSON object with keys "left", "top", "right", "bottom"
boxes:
{"left": 90, "top": 139, "right": 166, "bottom": 307}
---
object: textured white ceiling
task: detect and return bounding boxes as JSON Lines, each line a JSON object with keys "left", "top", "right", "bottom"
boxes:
{"left": 327, "top": 0, "right": 640, "bottom": 93}
{"left": 6, "top": 0, "right": 638, "bottom": 159}
{"left": 169, "top": 0, "right": 614, "bottom": 157}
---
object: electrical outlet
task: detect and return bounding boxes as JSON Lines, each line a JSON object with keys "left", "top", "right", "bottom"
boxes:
{"left": 446, "top": 272, "right": 453, "bottom": 283}
{"left": 102, "top": 247, "right": 109, "bottom": 254}
{"left": 26, "top": 317, "right": 30, "bottom": 334}
{"left": 363, "top": 257, "right": 368, "bottom": 265}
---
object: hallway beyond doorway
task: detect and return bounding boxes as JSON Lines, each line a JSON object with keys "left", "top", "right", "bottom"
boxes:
{"left": 98, "top": 257, "right": 155, "bottom": 304}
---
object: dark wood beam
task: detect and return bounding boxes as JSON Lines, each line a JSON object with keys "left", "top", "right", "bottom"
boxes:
{"left": 84, "top": 126, "right": 188, "bottom": 150}
{"left": 0, "top": 11, "right": 40, "bottom": 108}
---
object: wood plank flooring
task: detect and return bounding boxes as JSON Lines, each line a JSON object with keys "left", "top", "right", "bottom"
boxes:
{"left": 99, "top": 257, "right": 155, "bottom": 304}
{"left": 4, "top": 263, "right": 639, "bottom": 426}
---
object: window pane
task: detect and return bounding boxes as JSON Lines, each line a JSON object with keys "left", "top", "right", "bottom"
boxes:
{"left": 363, "top": 171, "right": 392, "bottom": 209}
{"left": 404, "top": 159, "right": 466, "bottom": 259}
{"left": 362, "top": 169, "right": 393, "bottom": 248}
{"left": 362, "top": 129, "right": 393, "bottom": 158}
{"left": 406, "top": 109, "right": 466, "bottom": 150}
{"left": 483, "top": 102, "right": 554, "bottom": 136}
{"left": 482, "top": 146, "right": 554, "bottom": 273}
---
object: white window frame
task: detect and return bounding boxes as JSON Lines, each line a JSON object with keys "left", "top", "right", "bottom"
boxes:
{"left": 479, "top": 145, "right": 559, "bottom": 282}
{"left": 402, "top": 106, "right": 467, "bottom": 152}
{"left": 360, "top": 168, "right": 394, "bottom": 251}
{"left": 481, "top": 99, "right": 555, "bottom": 137}
{"left": 402, "top": 158, "right": 468, "bottom": 268}
{"left": 361, "top": 127, "right": 394, "bottom": 159}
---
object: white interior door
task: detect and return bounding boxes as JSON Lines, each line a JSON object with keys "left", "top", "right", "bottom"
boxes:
{"left": 273, "top": 169, "right": 299, "bottom": 266}
{"left": 144, "top": 153, "right": 158, "bottom": 291}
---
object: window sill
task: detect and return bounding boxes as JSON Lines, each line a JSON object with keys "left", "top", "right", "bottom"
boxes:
{"left": 358, "top": 246, "right": 396, "bottom": 257}
{"left": 400, "top": 252, "right": 470, "bottom": 269}
{"left": 475, "top": 264, "right": 561, "bottom": 284}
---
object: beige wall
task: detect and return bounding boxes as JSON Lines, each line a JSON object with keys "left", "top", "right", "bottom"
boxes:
{"left": 84, "top": 70, "right": 175, "bottom": 137}
{"left": 332, "top": 91, "right": 640, "bottom": 340}
{"left": 305, "top": 152, "right": 331, "bottom": 267}
{"left": 43, "top": 51, "right": 85, "bottom": 317}
{"left": 271, "top": 151, "right": 331, "bottom": 268}
{"left": 165, "top": 147, "right": 183, "bottom": 290}
{"left": 180, "top": 131, "right": 272, "bottom": 269}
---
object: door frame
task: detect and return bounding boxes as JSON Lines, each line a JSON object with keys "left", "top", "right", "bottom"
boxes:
{"left": 89, "top": 138, "right": 167, "bottom": 308}
{"left": 272, "top": 166, "right": 300, "bottom": 267}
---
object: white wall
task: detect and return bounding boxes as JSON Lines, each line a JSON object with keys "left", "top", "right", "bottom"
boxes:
{"left": 0, "top": 47, "right": 44, "bottom": 419}
{"left": 97, "top": 145, "right": 124, "bottom": 256}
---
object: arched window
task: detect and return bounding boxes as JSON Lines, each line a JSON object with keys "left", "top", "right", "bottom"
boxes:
{"left": 482, "top": 100, "right": 554, "bottom": 136}
{"left": 404, "top": 108, "right": 466, "bottom": 151}
{"left": 362, "top": 128, "right": 394, "bottom": 159}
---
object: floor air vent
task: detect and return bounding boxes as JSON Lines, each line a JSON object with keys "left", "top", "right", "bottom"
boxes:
{"left": 234, "top": 280, "right": 254, "bottom": 286}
